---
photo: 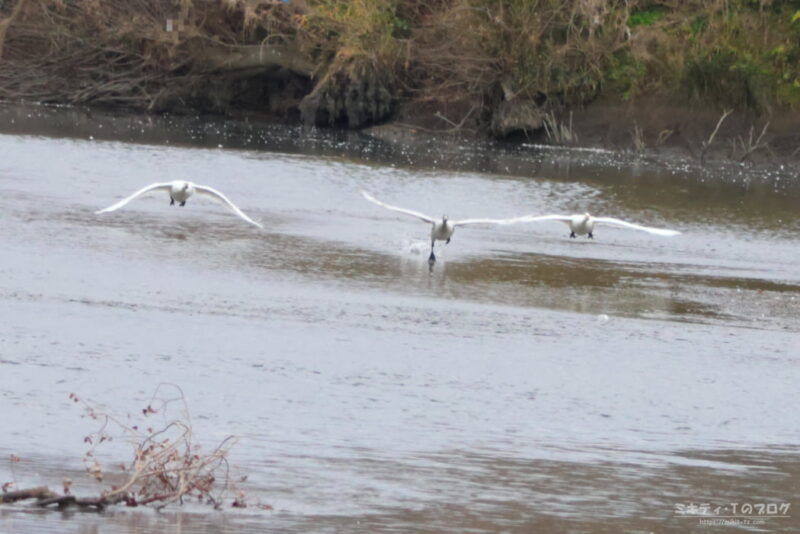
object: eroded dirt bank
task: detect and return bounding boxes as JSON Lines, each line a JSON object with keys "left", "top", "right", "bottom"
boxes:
{"left": 1, "top": 1, "right": 800, "bottom": 166}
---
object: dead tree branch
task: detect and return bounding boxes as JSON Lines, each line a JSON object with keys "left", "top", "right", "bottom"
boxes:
{"left": 734, "top": 121, "right": 770, "bottom": 162}
{"left": 2, "top": 385, "right": 245, "bottom": 513}
{"left": 699, "top": 108, "right": 733, "bottom": 164}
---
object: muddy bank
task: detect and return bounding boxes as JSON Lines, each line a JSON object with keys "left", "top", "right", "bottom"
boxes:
{"left": 1, "top": 101, "right": 798, "bottom": 204}
{"left": 378, "top": 97, "right": 800, "bottom": 166}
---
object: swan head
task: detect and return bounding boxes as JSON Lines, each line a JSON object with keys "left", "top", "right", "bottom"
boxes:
{"left": 583, "top": 212, "right": 591, "bottom": 221}
{"left": 442, "top": 215, "right": 449, "bottom": 224}
{"left": 182, "top": 182, "right": 190, "bottom": 191}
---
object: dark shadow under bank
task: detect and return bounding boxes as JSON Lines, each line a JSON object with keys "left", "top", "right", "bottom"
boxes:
{"left": 0, "top": 101, "right": 797, "bottom": 202}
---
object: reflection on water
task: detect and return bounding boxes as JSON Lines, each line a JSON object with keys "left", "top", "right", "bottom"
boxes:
{"left": 0, "top": 105, "right": 798, "bottom": 533}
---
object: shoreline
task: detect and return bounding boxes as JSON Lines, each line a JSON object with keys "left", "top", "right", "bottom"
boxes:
{"left": 1, "top": 100, "right": 797, "bottom": 200}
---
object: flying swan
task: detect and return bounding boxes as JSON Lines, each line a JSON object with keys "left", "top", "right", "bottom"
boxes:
{"left": 520, "top": 213, "right": 680, "bottom": 239}
{"left": 362, "top": 191, "right": 531, "bottom": 262}
{"left": 96, "top": 180, "right": 263, "bottom": 228}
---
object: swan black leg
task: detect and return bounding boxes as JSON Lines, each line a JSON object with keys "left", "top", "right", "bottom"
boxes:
{"left": 446, "top": 238, "right": 451, "bottom": 244}
{"left": 569, "top": 231, "right": 576, "bottom": 238}
{"left": 170, "top": 198, "right": 175, "bottom": 206}
{"left": 588, "top": 232, "right": 593, "bottom": 239}
{"left": 429, "top": 240, "right": 436, "bottom": 263}
{"left": 179, "top": 201, "right": 186, "bottom": 207}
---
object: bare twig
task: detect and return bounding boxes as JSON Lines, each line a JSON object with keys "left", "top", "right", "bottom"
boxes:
{"left": 632, "top": 121, "right": 645, "bottom": 152}
{"left": 433, "top": 104, "right": 478, "bottom": 132}
{"left": 2, "top": 385, "right": 243, "bottom": 513}
{"left": 700, "top": 108, "right": 733, "bottom": 164}
{"left": 735, "top": 121, "right": 770, "bottom": 162}
{"left": 655, "top": 128, "right": 674, "bottom": 146}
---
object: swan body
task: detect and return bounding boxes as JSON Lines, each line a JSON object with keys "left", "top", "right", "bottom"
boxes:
{"left": 522, "top": 213, "right": 679, "bottom": 238}
{"left": 167, "top": 181, "right": 195, "bottom": 205}
{"left": 362, "top": 191, "right": 530, "bottom": 262}
{"left": 431, "top": 218, "right": 456, "bottom": 242}
{"left": 96, "top": 180, "right": 262, "bottom": 228}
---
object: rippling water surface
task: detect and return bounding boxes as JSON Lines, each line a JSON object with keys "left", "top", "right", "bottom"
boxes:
{"left": 0, "top": 105, "right": 798, "bottom": 533}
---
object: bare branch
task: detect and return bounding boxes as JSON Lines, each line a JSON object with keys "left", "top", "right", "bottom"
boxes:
{"left": 700, "top": 108, "right": 733, "bottom": 164}
{"left": 736, "top": 121, "right": 770, "bottom": 162}
{"left": 1, "top": 386, "right": 245, "bottom": 512}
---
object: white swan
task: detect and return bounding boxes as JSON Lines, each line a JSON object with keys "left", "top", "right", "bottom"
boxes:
{"left": 96, "top": 180, "right": 263, "bottom": 228}
{"left": 521, "top": 213, "right": 679, "bottom": 238}
{"left": 362, "top": 191, "right": 531, "bottom": 262}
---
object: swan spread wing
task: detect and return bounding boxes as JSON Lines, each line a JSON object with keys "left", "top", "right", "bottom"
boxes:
{"left": 361, "top": 191, "right": 436, "bottom": 224}
{"left": 453, "top": 215, "right": 533, "bottom": 226}
{"left": 592, "top": 217, "right": 680, "bottom": 236}
{"left": 95, "top": 182, "right": 173, "bottom": 214}
{"left": 517, "top": 214, "right": 574, "bottom": 225}
{"left": 194, "top": 185, "right": 263, "bottom": 228}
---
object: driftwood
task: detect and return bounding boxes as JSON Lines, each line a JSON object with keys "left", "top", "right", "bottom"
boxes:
{"left": 0, "top": 486, "right": 57, "bottom": 504}
{"left": 0, "top": 486, "right": 129, "bottom": 511}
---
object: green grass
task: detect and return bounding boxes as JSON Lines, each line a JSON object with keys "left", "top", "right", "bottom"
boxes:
{"left": 628, "top": 6, "right": 667, "bottom": 28}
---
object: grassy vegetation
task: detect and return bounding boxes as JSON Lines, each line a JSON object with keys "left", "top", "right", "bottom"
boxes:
{"left": 622, "top": 0, "right": 800, "bottom": 111}
{"left": 1, "top": 0, "right": 799, "bottom": 128}
{"left": 298, "top": 0, "right": 800, "bottom": 121}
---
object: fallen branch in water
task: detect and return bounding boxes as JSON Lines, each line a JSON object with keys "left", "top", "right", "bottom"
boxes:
{"left": 0, "top": 486, "right": 56, "bottom": 504}
{"left": 1, "top": 384, "right": 247, "bottom": 512}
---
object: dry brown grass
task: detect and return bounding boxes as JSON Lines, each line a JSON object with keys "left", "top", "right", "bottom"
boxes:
{"left": 403, "top": 0, "right": 633, "bottom": 126}
{"left": 0, "top": 0, "right": 306, "bottom": 108}
{"left": 2, "top": 0, "right": 799, "bottom": 131}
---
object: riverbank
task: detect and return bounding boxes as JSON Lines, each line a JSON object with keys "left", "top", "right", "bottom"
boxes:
{"left": 1, "top": 1, "right": 800, "bottom": 165}
{"left": 2, "top": 101, "right": 797, "bottom": 203}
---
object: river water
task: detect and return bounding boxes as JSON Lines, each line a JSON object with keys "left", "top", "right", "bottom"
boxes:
{"left": 0, "top": 105, "right": 798, "bottom": 533}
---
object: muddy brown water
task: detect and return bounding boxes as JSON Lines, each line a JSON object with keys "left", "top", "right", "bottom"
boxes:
{"left": 0, "top": 105, "right": 798, "bottom": 533}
